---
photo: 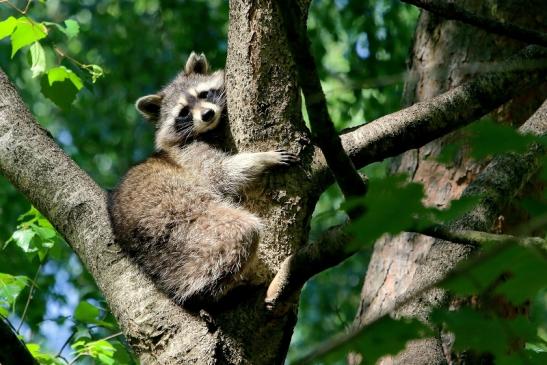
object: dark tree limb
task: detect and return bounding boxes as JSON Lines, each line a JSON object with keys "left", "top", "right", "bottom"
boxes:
{"left": 312, "top": 45, "right": 547, "bottom": 189}
{"left": 401, "top": 0, "right": 547, "bottom": 47}
{"left": 0, "top": 318, "right": 37, "bottom": 365}
{"left": 268, "top": 97, "right": 547, "bottom": 313}
{"left": 276, "top": 0, "right": 367, "bottom": 205}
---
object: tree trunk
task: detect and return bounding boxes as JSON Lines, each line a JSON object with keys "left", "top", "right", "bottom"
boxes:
{"left": 356, "top": 2, "right": 547, "bottom": 364}
{"left": 0, "top": 1, "right": 316, "bottom": 364}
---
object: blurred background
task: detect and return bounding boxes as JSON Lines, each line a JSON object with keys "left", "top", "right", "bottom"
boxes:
{"left": 0, "top": 0, "right": 418, "bottom": 362}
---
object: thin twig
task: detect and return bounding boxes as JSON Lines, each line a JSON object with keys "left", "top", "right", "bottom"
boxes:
{"left": 17, "top": 260, "right": 43, "bottom": 332}
{"left": 56, "top": 328, "right": 77, "bottom": 357}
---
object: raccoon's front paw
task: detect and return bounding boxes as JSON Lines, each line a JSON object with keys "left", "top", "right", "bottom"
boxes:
{"left": 271, "top": 149, "right": 299, "bottom": 166}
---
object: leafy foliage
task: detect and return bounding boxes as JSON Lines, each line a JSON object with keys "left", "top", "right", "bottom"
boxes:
{"left": 1, "top": 207, "right": 133, "bottom": 364}
{"left": 0, "top": 273, "right": 28, "bottom": 316}
{"left": 314, "top": 317, "right": 433, "bottom": 365}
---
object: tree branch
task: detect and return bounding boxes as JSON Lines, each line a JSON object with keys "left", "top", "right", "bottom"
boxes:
{"left": 401, "top": 0, "right": 547, "bottom": 47}
{"left": 266, "top": 226, "right": 353, "bottom": 309}
{"left": 276, "top": 0, "right": 367, "bottom": 205}
{"left": 0, "top": 318, "right": 37, "bottom": 365}
{"left": 412, "top": 226, "right": 547, "bottom": 251}
{"left": 268, "top": 97, "right": 547, "bottom": 312}
{"left": 312, "top": 45, "right": 547, "bottom": 189}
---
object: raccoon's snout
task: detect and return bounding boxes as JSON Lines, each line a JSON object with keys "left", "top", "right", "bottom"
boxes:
{"left": 202, "top": 109, "right": 215, "bottom": 122}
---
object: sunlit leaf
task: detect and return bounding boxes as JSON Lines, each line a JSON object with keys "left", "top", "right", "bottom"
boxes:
{"left": 0, "top": 273, "right": 29, "bottom": 312}
{"left": 0, "top": 16, "right": 17, "bottom": 40}
{"left": 84, "top": 64, "right": 104, "bottom": 83}
{"left": 10, "top": 229, "right": 36, "bottom": 253}
{"left": 71, "top": 337, "right": 117, "bottom": 365}
{"left": 11, "top": 17, "right": 47, "bottom": 57}
{"left": 29, "top": 42, "right": 46, "bottom": 78}
{"left": 47, "top": 66, "right": 83, "bottom": 90}
{"left": 40, "top": 66, "right": 83, "bottom": 109}
{"left": 27, "top": 343, "right": 65, "bottom": 365}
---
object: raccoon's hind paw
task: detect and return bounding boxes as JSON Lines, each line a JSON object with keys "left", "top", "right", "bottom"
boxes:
{"left": 272, "top": 149, "right": 299, "bottom": 166}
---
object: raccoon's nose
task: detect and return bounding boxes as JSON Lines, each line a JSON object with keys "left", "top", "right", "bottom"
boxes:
{"left": 202, "top": 109, "right": 215, "bottom": 122}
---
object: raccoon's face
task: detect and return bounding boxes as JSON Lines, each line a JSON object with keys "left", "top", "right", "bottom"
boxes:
{"left": 136, "top": 52, "right": 226, "bottom": 150}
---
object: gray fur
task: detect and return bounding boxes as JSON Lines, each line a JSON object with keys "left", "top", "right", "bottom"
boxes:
{"left": 109, "top": 53, "right": 298, "bottom": 306}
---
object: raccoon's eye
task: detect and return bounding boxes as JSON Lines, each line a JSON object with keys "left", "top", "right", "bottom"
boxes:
{"left": 178, "top": 107, "right": 190, "bottom": 118}
{"left": 198, "top": 91, "right": 209, "bottom": 99}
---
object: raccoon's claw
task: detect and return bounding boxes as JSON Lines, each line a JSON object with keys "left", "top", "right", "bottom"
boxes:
{"left": 274, "top": 149, "right": 299, "bottom": 166}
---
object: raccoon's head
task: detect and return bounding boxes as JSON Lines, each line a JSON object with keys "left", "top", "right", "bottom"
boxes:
{"left": 136, "top": 52, "right": 226, "bottom": 150}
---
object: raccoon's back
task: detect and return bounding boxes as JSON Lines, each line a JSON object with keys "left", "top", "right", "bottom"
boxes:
{"left": 108, "top": 154, "right": 217, "bottom": 257}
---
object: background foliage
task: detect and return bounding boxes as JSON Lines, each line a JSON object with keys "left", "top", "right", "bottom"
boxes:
{"left": 1, "top": 1, "right": 545, "bottom": 364}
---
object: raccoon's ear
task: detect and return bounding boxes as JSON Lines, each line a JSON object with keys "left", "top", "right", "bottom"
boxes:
{"left": 136, "top": 94, "right": 163, "bottom": 122}
{"left": 185, "top": 52, "right": 209, "bottom": 75}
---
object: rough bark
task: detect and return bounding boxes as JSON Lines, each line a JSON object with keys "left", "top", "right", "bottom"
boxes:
{"left": 356, "top": 2, "right": 547, "bottom": 364}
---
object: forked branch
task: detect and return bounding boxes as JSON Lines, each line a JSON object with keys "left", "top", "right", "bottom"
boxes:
{"left": 267, "top": 97, "right": 547, "bottom": 312}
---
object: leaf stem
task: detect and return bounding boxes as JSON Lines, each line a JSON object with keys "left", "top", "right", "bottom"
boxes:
{"left": 16, "top": 260, "right": 43, "bottom": 332}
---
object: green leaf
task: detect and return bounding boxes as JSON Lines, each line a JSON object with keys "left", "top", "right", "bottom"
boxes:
{"left": 467, "top": 119, "right": 537, "bottom": 159}
{"left": 442, "top": 244, "right": 547, "bottom": 305}
{"left": 314, "top": 317, "right": 432, "bottom": 364}
{"left": 432, "top": 308, "right": 539, "bottom": 364}
{"left": 0, "top": 273, "right": 29, "bottom": 311}
{"left": 31, "top": 224, "right": 56, "bottom": 241}
{"left": 84, "top": 64, "right": 104, "bottom": 83}
{"left": 344, "top": 175, "right": 426, "bottom": 249}
{"left": 494, "top": 247, "right": 547, "bottom": 304}
{"left": 47, "top": 66, "right": 83, "bottom": 90}
{"left": 27, "top": 343, "right": 65, "bottom": 365}
{"left": 63, "top": 19, "right": 80, "bottom": 38}
{"left": 427, "top": 196, "right": 478, "bottom": 224}
{"left": 29, "top": 42, "right": 46, "bottom": 78}
{"left": 11, "top": 17, "right": 47, "bottom": 57}
{"left": 71, "top": 337, "right": 117, "bottom": 365}
{"left": 74, "top": 301, "right": 101, "bottom": 324}
{"left": 40, "top": 67, "right": 82, "bottom": 109}
{"left": 0, "top": 16, "right": 17, "bottom": 40}
{"left": 10, "top": 228, "right": 36, "bottom": 252}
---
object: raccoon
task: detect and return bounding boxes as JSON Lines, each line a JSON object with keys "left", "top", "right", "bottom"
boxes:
{"left": 108, "top": 52, "right": 298, "bottom": 306}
